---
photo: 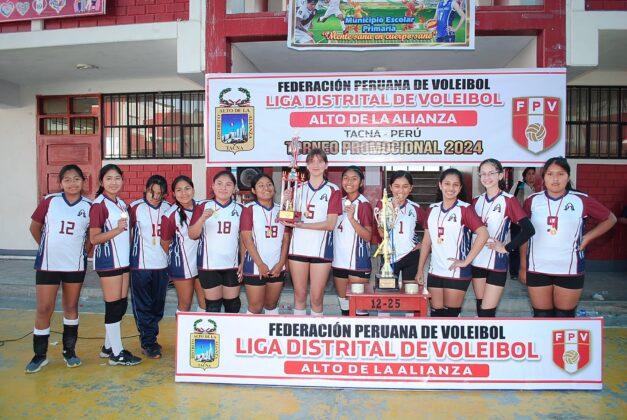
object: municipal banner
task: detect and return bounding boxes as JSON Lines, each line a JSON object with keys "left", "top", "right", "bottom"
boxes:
{"left": 0, "top": 0, "right": 106, "bottom": 23}
{"left": 205, "top": 69, "right": 566, "bottom": 167}
{"left": 175, "top": 314, "right": 603, "bottom": 390}
{"left": 287, "top": 0, "right": 475, "bottom": 50}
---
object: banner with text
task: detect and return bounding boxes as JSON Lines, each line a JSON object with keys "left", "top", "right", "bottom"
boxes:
{"left": 175, "top": 314, "right": 602, "bottom": 390}
{"left": 205, "top": 69, "right": 566, "bottom": 167}
{"left": 0, "top": 0, "right": 106, "bottom": 23}
{"left": 287, "top": 0, "right": 475, "bottom": 51}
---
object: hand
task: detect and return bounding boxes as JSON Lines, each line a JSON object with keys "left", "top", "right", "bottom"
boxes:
{"left": 415, "top": 272, "right": 424, "bottom": 286}
{"left": 258, "top": 263, "right": 270, "bottom": 278}
{"left": 237, "top": 263, "right": 244, "bottom": 283}
{"left": 117, "top": 218, "right": 128, "bottom": 231}
{"left": 392, "top": 195, "right": 403, "bottom": 209}
{"left": 269, "top": 263, "right": 283, "bottom": 278}
{"left": 412, "top": 242, "right": 422, "bottom": 252}
{"left": 448, "top": 258, "right": 469, "bottom": 271}
{"left": 345, "top": 204, "right": 355, "bottom": 218}
{"left": 486, "top": 239, "right": 507, "bottom": 254}
{"left": 202, "top": 208, "right": 215, "bottom": 221}
{"left": 518, "top": 270, "right": 527, "bottom": 285}
{"left": 578, "top": 235, "right": 591, "bottom": 251}
{"left": 448, "top": 25, "right": 456, "bottom": 33}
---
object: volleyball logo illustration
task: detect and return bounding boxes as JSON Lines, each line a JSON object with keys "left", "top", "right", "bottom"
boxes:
{"left": 553, "top": 330, "right": 590, "bottom": 374}
{"left": 525, "top": 123, "right": 546, "bottom": 143}
{"left": 512, "top": 97, "right": 561, "bottom": 154}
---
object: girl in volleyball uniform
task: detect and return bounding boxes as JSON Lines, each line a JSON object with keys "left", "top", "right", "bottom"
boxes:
{"left": 160, "top": 176, "right": 203, "bottom": 313}
{"left": 333, "top": 166, "right": 373, "bottom": 316}
{"left": 189, "top": 171, "right": 243, "bottom": 314}
{"left": 90, "top": 164, "right": 141, "bottom": 366}
{"left": 521, "top": 157, "right": 616, "bottom": 318}
{"left": 240, "top": 174, "right": 290, "bottom": 314}
{"left": 377, "top": 170, "right": 426, "bottom": 282}
{"left": 287, "top": 149, "right": 342, "bottom": 316}
{"left": 471, "top": 159, "right": 535, "bottom": 317}
{"left": 129, "top": 175, "right": 170, "bottom": 359}
{"left": 26, "top": 164, "right": 91, "bottom": 373}
{"left": 416, "top": 168, "right": 489, "bottom": 317}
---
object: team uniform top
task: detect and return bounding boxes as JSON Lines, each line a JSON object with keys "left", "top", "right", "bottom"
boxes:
{"left": 377, "top": 199, "right": 426, "bottom": 263}
{"left": 90, "top": 195, "right": 131, "bottom": 271}
{"left": 424, "top": 200, "right": 484, "bottom": 280}
{"left": 161, "top": 202, "right": 199, "bottom": 279}
{"left": 191, "top": 199, "right": 242, "bottom": 271}
{"left": 332, "top": 195, "right": 374, "bottom": 272}
{"left": 472, "top": 191, "right": 528, "bottom": 272}
{"left": 129, "top": 198, "right": 170, "bottom": 270}
{"left": 240, "top": 201, "right": 286, "bottom": 276}
{"left": 435, "top": 0, "right": 457, "bottom": 38}
{"left": 289, "top": 180, "right": 342, "bottom": 260}
{"left": 524, "top": 191, "right": 611, "bottom": 276}
{"left": 32, "top": 193, "right": 92, "bottom": 272}
{"left": 295, "top": 2, "right": 317, "bottom": 32}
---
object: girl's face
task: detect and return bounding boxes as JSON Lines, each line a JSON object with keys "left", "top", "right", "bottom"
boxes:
{"left": 306, "top": 155, "right": 328, "bottom": 179}
{"left": 213, "top": 175, "right": 236, "bottom": 202}
{"left": 543, "top": 163, "right": 569, "bottom": 196}
{"left": 252, "top": 177, "right": 275, "bottom": 202}
{"left": 173, "top": 181, "right": 194, "bottom": 207}
{"left": 390, "top": 177, "right": 412, "bottom": 202}
{"left": 342, "top": 170, "right": 363, "bottom": 197}
{"left": 101, "top": 169, "right": 123, "bottom": 196}
{"left": 146, "top": 183, "right": 165, "bottom": 207}
{"left": 60, "top": 170, "right": 84, "bottom": 197}
{"left": 478, "top": 163, "right": 502, "bottom": 190}
{"left": 439, "top": 174, "right": 462, "bottom": 202}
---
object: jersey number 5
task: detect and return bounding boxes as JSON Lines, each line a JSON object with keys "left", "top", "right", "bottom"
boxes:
{"left": 59, "top": 220, "right": 75, "bottom": 235}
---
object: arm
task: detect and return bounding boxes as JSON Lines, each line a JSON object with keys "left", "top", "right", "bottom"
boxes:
{"left": 452, "top": 1, "right": 466, "bottom": 32}
{"left": 579, "top": 213, "right": 617, "bottom": 251}
{"left": 160, "top": 239, "right": 170, "bottom": 255}
{"left": 29, "top": 221, "right": 43, "bottom": 245}
{"left": 346, "top": 204, "right": 372, "bottom": 242}
{"left": 415, "top": 229, "right": 432, "bottom": 285}
{"left": 519, "top": 242, "right": 528, "bottom": 284}
{"left": 290, "top": 214, "right": 339, "bottom": 231}
{"left": 188, "top": 208, "right": 212, "bottom": 240}
{"left": 448, "top": 226, "right": 489, "bottom": 270}
{"left": 89, "top": 220, "right": 126, "bottom": 245}
{"left": 241, "top": 231, "right": 270, "bottom": 277}
{"left": 487, "top": 217, "right": 535, "bottom": 254}
{"left": 269, "top": 230, "right": 291, "bottom": 277}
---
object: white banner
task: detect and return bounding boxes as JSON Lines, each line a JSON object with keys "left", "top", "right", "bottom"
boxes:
{"left": 205, "top": 69, "right": 566, "bottom": 167}
{"left": 175, "top": 314, "right": 602, "bottom": 390}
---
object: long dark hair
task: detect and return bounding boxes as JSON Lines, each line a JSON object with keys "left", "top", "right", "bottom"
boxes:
{"left": 479, "top": 158, "right": 506, "bottom": 191}
{"left": 389, "top": 170, "right": 413, "bottom": 187}
{"left": 342, "top": 165, "right": 365, "bottom": 194}
{"left": 542, "top": 156, "right": 574, "bottom": 191}
{"left": 144, "top": 175, "right": 168, "bottom": 201}
{"left": 59, "top": 164, "right": 86, "bottom": 182}
{"left": 95, "top": 164, "right": 123, "bottom": 197}
{"left": 436, "top": 168, "right": 467, "bottom": 203}
{"left": 172, "top": 175, "right": 194, "bottom": 226}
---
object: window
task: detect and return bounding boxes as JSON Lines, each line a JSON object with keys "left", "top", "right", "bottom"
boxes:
{"left": 566, "top": 86, "right": 626, "bottom": 159}
{"left": 103, "top": 91, "right": 205, "bottom": 159}
{"left": 38, "top": 95, "right": 99, "bottom": 136}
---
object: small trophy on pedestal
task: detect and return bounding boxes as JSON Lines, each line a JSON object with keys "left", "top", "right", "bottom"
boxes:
{"left": 373, "top": 189, "right": 400, "bottom": 291}
{"left": 278, "top": 134, "right": 303, "bottom": 223}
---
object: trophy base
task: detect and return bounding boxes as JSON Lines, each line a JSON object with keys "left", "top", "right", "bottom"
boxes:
{"left": 277, "top": 210, "right": 301, "bottom": 223}
{"left": 375, "top": 273, "right": 399, "bottom": 292}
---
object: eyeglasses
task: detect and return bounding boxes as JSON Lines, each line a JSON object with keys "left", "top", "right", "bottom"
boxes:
{"left": 478, "top": 171, "right": 501, "bottom": 178}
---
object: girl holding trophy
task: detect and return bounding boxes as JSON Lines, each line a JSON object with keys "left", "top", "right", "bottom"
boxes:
{"left": 286, "top": 149, "right": 342, "bottom": 316}
{"left": 416, "top": 168, "right": 489, "bottom": 317}
{"left": 90, "top": 164, "right": 142, "bottom": 366}
{"left": 332, "top": 166, "right": 374, "bottom": 316}
{"left": 240, "top": 173, "right": 291, "bottom": 314}
{"left": 189, "top": 171, "right": 243, "bottom": 313}
{"left": 471, "top": 159, "right": 535, "bottom": 317}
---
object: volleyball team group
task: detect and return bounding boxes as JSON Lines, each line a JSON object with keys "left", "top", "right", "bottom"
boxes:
{"left": 25, "top": 149, "right": 617, "bottom": 373}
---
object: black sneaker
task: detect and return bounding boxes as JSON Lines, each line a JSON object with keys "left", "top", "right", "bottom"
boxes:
{"left": 141, "top": 344, "right": 162, "bottom": 359}
{"left": 25, "top": 355, "right": 48, "bottom": 374}
{"left": 99, "top": 346, "right": 113, "bottom": 358}
{"left": 109, "top": 349, "right": 142, "bottom": 366}
{"left": 340, "top": 309, "right": 350, "bottom": 316}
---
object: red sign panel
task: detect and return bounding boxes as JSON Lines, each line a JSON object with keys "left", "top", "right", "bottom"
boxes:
{"left": 0, "top": 0, "right": 106, "bottom": 23}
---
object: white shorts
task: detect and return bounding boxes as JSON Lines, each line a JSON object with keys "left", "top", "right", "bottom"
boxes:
{"left": 295, "top": 29, "right": 314, "bottom": 44}
{"left": 322, "top": 5, "right": 342, "bottom": 18}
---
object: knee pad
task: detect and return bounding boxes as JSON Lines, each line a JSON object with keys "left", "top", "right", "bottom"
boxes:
{"left": 446, "top": 307, "right": 461, "bottom": 317}
{"left": 430, "top": 308, "right": 447, "bottom": 317}
{"left": 554, "top": 308, "right": 576, "bottom": 318}
{"left": 223, "top": 297, "right": 241, "bottom": 314}
{"left": 205, "top": 298, "right": 223, "bottom": 313}
{"left": 104, "top": 299, "right": 126, "bottom": 324}
{"left": 475, "top": 299, "right": 483, "bottom": 315}
{"left": 532, "top": 307, "right": 555, "bottom": 318}
{"left": 478, "top": 307, "right": 496, "bottom": 317}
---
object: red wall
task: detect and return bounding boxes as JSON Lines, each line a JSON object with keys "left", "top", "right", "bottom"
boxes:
{"left": 117, "top": 163, "right": 192, "bottom": 204}
{"left": 0, "top": 0, "right": 188, "bottom": 33}
{"left": 576, "top": 164, "right": 627, "bottom": 261}
{"left": 586, "top": 1, "right": 627, "bottom": 11}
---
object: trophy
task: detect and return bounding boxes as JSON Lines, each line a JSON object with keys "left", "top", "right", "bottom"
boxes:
{"left": 278, "top": 134, "right": 303, "bottom": 222}
{"left": 373, "top": 189, "right": 400, "bottom": 291}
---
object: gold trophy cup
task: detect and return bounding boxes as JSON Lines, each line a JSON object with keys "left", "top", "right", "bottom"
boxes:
{"left": 278, "top": 135, "right": 303, "bottom": 222}
{"left": 373, "top": 189, "right": 400, "bottom": 291}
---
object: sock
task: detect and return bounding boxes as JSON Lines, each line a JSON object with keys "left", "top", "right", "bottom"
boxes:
{"left": 293, "top": 308, "right": 307, "bottom": 316}
{"left": 476, "top": 299, "right": 483, "bottom": 315}
{"left": 33, "top": 327, "right": 50, "bottom": 357}
{"left": 311, "top": 310, "right": 323, "bottom": 317}
{"left": 246, "top": 310, "right": 255, "bottom": 315}
{"left": 195, "top": 304, "right": 205, "bottom": 313}
{"left": 63, "top": 317, "right": 79, "bottom": 354}
{"left": 264, "top": 307, "right": 279, "bottom": 315}
{"left": 105, "top": 321, "right": 123, "bottom": 356}
{"left": 104, "top": 329, "right": 111, "bottom": 349}
{"left": 337, "top": 297, "right": 349, "bottom": 311}
{"left": 341, "top": 21, "right": 346, "bottom": 31}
